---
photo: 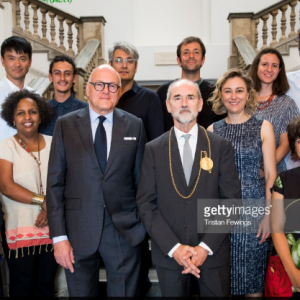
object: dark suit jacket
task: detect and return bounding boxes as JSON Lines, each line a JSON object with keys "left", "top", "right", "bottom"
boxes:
{"left": 137, "top": 125, "right": 241, "bottom": 270}
{"left": 46, "top": 106, "right": 147, "bottom": 256}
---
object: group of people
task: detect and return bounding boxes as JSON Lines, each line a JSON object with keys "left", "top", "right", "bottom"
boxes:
{"left": 0, "top": 33, "right": 299, "bottom": 298}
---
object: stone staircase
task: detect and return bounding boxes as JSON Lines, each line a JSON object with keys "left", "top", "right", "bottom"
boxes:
{"left": 228, "top": 0, "right": 300, "bottom": 71}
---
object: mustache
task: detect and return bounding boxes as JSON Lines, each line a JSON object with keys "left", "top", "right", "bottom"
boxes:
{"left": 179, "top": 107, "right": 192, "bottom": 114}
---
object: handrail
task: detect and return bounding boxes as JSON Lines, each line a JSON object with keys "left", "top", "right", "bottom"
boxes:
{"left": 252, "top": 0, "right": 293, "bottom": 19}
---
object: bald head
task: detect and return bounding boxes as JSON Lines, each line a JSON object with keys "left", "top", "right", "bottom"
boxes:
{"left": 89, "top": 64, "right": 121, "bottom": 86}
{"left": 86, "top": 64, "right": 122, "bottom": 115}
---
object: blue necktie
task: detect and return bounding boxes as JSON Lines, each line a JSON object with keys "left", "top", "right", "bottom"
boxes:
{"left": 94, "top": 116, "right": 107, "bottom": 173}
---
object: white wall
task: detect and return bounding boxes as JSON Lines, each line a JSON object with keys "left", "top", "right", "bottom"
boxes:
{"left": 0, "top": 0, "right": 297, "bottom": 82}
{"left": 42, "top": 0, "right": 277, "bottom": 81}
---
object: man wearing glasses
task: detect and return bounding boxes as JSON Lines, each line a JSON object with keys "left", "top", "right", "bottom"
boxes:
{"left": 46, "top": 65, "right": 147, "bottom": 297}
{"left": 109, "top": 42, "right": 164, "bottom": 142}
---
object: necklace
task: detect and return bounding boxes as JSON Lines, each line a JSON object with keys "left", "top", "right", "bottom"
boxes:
{"left": 257, "top": 93, "right": 275, "bottom": 110}
{"left": 169, "top": 126, "right": 213, "bottom": 199}
{"left": 17, "top": 135, "right": 44, "bottom": 195}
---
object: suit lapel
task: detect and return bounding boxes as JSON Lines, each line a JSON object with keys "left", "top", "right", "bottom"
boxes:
{"left": 188, "top": 125, "right": 208, "bottom": 190}
{"left": 104, "top": 109, "right": 126, "bottom": 175}
{"left": 75, "top": 106, "right": 102, "bottom": 173}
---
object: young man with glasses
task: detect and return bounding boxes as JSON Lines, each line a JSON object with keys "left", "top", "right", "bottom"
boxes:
{"left": 40, "top": 55, "right": 87, "bottom": 136}
{"left": 109, "top": 42, "right": 164, "bottom": 141}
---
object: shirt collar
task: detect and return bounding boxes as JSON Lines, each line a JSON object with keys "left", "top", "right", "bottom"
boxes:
{"left": 4, "top": 77, "right": 25, "bottom": 91}
{"left": 50, "top": 93, "right": 74, "bottom": 108}
{"left": 174, "top": 123, "right": 198, "bottom": 141}
{"left": 89, "top": 105, "right": 114, "bottom": 124}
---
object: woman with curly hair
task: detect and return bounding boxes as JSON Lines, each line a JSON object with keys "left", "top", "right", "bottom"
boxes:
{"left": 207, "top": 68, "right": 277, "bottom": 296}
{"left": 248, "top": 47, "right": 299, "bottom": 174}
{"left": 0, "top": 90, "right": 57, "bottom": 297}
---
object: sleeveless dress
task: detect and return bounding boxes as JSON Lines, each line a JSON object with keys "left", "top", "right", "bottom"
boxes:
{"left": 213, "top": 116, "right": 267, "bottom": 295}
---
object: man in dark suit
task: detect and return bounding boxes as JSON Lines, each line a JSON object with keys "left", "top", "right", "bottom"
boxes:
{"left": 137, "top": 79, "right": 240, "bottom": 297}
{"left": 46, "top": 65, "right": 146, "bottom": 297}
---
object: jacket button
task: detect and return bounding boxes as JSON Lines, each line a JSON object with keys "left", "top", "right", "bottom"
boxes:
{"left": 102, "top": 180, "right": 105, "bottom": 183}
{"left": 184, "top": 224, "right": 186, "bottom": 228}
{"left": 186, "top": 200, "right": 190, "bottom": 204}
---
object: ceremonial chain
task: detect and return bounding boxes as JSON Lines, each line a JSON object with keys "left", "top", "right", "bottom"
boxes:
{"left": 169, "top": 126, "right": 213, "bottom": 199}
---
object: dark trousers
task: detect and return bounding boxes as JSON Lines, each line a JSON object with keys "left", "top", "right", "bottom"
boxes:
{"left": 156, "top": 262, "right": 230, "bottom": 297}
{"left": 65, "top": 208, "right": 142, "bottom": 297}
{"left": 2, "top": 236, "right": 58, "bottom": 297}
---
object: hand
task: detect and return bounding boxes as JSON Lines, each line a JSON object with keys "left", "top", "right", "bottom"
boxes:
{"left": 259, "top": 168, "right": 265, "bottom": 179}
{"left": 42, "top": 197, "right": 47, "bottom": 211}
{"left": 291, "top": 153, "right": 299, "bottom": 162}
{"left": 182, "top": 246, "right": 208, "bottom": 277}
{"left": 288, "top": 268, "right": 300, "bottom": 292}
{"left": 34, "top": 209, "right": 48, "bottom": 228}
{"left": 54, "top": 240, "right": 75, "bottom": 273}
{"left": 257, "top": 215, "right": 270, "bottom": 244}
{"left": 172, "top": 245, "right": 200, "bottom": 278}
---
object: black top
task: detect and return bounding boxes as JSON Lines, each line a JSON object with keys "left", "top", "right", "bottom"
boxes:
{"left": 156, "top": 79, "right": 225, "bottom": 131}
{"left": 40, "top": 94, "right": 88, "bottom": 136}
{"left": 272, "top": 167, "right": 300, "bottom": 261}
{"left": 116, "top": 80, "right": 164, "bottom": 141}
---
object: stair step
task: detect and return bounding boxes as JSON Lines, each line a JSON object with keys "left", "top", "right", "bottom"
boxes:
{"left": 99, "top": 267, "right": 158, "bottom": 283}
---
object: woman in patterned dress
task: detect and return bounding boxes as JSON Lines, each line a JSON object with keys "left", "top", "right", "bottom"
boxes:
{"left": 207, "top": 68, "right": 277, "bottom": 296}
{"left": 249, "top": 48, "right": 299, "bottom": 175}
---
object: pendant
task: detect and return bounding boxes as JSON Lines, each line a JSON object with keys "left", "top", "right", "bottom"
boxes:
{"left": 200, "top": 154, "right": 213, "bottom": 173}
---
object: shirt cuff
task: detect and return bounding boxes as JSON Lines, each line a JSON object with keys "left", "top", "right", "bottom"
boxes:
{"left": 199, "top": 242, "right": 213, "bottom": 255}
{"left": 168, "top": 243, "right": 181, "bottom": 257}
{"left": 52, "top": 235, "right": 68, "bottom": 244}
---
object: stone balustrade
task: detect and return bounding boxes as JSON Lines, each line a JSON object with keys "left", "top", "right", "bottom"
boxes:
{"left": 228, "top": 0, "right": 300, "bottom": 69}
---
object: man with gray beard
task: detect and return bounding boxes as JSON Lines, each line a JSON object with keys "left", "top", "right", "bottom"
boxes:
{"left": 137, "top": 79, "right": 240, "bottom": 297}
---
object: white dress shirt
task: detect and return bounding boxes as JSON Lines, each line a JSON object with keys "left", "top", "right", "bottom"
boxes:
{"left": 53, "top": 106, "right": 114, "bottom": 244}
{"left": 0, "top": 77, "right": 36, "bottom": 142}
{"left": 168, "top": 123, "right": 213, "bottom": 257}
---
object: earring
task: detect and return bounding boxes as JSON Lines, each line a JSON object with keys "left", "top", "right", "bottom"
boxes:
{"left": 13, "top": 122, "right": 15, "bottom": 127}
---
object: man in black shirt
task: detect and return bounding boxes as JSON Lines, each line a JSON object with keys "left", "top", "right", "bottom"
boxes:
{"left": 109, "top": 42, "right": 164, "bottom": 141}
{"left": 157, "top": 36, "right": 224, "bottom": 131}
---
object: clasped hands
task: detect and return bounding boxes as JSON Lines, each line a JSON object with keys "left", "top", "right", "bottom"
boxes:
{"left": 172, "top": 245, "right": 209, "bottom": 278}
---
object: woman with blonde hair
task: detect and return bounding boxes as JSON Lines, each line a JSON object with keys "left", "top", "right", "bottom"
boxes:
{"left": 207, "top": 68, "right": 277, "bottom": 296}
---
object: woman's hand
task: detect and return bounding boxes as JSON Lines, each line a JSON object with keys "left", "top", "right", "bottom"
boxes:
{"left": 257, "top": 214, "right": 270, "bottom": 244}
{"left": 34, "top": 209, "right": 48, "bottom": 228}
{"left": 288, "top": 268, "right": 300, "bottom": 292}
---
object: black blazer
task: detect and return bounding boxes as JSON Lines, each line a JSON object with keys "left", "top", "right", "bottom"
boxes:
{"left": 137, "top": 126, "right": 241, "bottom": 270}
{"left": 46, "top": 106, "right": 147, "bottom": 255}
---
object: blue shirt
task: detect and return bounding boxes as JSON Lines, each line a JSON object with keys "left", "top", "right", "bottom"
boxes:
{"left": 40, "top": 93, "right": 88, "bottom": 136}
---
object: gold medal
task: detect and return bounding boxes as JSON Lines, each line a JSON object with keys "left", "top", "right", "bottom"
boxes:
{"left": 200, "top": 151, "right": 213, "bottom": 173}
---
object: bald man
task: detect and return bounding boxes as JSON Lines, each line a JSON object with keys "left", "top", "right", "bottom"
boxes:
{"left": 46, "top": 65, "right": 147, "bottom": 297}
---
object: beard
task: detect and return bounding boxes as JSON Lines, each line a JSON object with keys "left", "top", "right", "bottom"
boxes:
{"left": 171, "top": 107, "right": 198, "bottom": 124}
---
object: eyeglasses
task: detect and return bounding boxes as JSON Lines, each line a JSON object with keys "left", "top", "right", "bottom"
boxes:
{"left": 88, "top": 81, "right": 120, "bottom": 93}
{"left": 112, "top": 58, "right": 136, "bottom": 65}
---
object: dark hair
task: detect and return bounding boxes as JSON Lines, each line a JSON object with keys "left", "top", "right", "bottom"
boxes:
{"left": 1, "top": 36, "right": 32, "bottom": 59}
{"left": 287, "top": 116, "right": 300, "bottom": 155}
{"left": 176, "top": 36, "right": 206, "bottom": 59}
{"left": 49, "top": 55, "right": 77, "bottom": 75}
{"left": 1, "top": 90, "right": 53, "bottom": 128}
{"left": 248, "top": 47, "right": 289, "bottom": 95}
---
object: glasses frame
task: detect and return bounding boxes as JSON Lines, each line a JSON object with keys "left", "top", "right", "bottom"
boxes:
{"left": 112, "top": 58, "right": 136, "bottom": 65}
{"left": 88, "top": 81, "right": 121, "bottom": 93}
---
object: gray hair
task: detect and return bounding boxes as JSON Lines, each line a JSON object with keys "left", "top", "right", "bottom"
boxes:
{"left": 166, "top": 79, "right": 202, "bottom": 100}
{"left": 108, "top": 41, "right": 139, "bottom": 62}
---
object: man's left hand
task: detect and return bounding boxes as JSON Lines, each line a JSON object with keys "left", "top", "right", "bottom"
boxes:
{"left": 182, "top": 246, "right": 209, "bottom": 275}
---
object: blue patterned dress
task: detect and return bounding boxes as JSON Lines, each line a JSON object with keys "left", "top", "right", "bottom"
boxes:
{"left": 213, "top": 116, "right": 267, "bottom": 295}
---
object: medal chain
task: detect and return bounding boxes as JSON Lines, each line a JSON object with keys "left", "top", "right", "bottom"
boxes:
{"left": 169, "top": 126, "right": 211, "bottom": 199}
